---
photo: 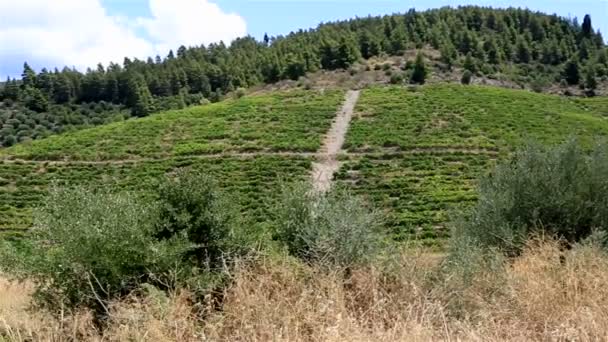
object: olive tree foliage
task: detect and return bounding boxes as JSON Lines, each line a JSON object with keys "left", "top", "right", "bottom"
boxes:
{"left": 0, "top": 169, "right": 247, "bottom": 313}
{"left": 451, "top": 139, "right": 608, "bottom": 256}
{"left": 0, "top": 187, "right": 193, "bottom": 311}
{"left": 273, "top": 183, "right": 386, "bottom": 268}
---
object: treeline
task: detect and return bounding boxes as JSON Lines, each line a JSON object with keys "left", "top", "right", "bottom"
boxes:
{"left": 1, "top": 6, "right": 607, "bottom": 147}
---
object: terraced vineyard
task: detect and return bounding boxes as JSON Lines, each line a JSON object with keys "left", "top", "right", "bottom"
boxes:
{"left": 1, "top": 89, "right": 344, "bottom": 161}
{"left": 0, "top": 89, "right": 344, "bottom": 237}
{"left": 1, "top": 83, "right": 608, "bottom": 243}
{"left": 337, "top": 85, "right": 608, "bottom": 242}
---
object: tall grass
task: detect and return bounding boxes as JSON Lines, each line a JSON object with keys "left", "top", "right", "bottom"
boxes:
{"left": 3, "top": 239, "right": 608, "bottom": 341}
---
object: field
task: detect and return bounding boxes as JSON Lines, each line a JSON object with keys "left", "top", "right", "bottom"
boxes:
{"left": 337, "top": 85, "right": 608, "bottom": 242}
{"left": 1, "top": 84, "right": 608, "bottom": 242}
{"left": 0, "top": 88, "right": 344, "bottom": 236}
{"left": 1, "top": 89, "right": 344, "bottom": 161}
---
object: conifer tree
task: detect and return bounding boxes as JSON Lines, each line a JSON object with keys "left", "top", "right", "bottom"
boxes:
{"left": 563, "top": 58, "right": 581, "bottom": 85}
{"left": 410, "top": 52, "right": 427, "bottom": 84}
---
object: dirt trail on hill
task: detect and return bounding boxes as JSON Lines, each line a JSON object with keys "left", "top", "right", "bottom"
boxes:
{"left": 311, "top": 90, "right": 360, "bottom": 192}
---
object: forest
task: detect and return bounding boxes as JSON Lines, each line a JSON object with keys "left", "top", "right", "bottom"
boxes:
{"left": 0, "top": 6, "right": 606, "bottom": 147}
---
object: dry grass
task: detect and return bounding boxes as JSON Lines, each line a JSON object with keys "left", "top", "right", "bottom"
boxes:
{"left": 2, "top": 240, "right": 608, "bottom": 341}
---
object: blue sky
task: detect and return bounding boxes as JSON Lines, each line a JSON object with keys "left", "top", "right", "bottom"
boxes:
{"left": 1, "top": 0, "right": 606, "bottom": 79}
{"left": 216, "top": 0, "right": 608, "bottom": 40}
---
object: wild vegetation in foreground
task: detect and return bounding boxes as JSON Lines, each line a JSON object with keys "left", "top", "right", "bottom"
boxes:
{"left": 2, "top": 139, "right": 608, "bottom": 341}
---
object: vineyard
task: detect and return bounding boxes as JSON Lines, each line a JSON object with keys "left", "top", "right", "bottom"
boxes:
{"left": 0, "top": 88, "right": 344, "bottom": 238}
{"left": 1, "top": 84, "right": 608, "bottom": 242}
{"left": 1, "top": 89, "right": 344, "bottom": 161}
{"left": 336, "top": 85, "right": 608, "bottom": 243}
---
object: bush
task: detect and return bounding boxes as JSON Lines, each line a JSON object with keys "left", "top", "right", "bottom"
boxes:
{"left": 0, "top": 187, "right": 192, "bottom": 311}
{"left": 389, "top": 73, "right": 404, "bottom": 85}
{"left": 530, "top": 77, "right": 548, "bottom": 93}
{"left": 155, "top": 169, "right": 245, "bottom": 268}
{"left": 234, "top": 88, "right": 247, "bottom": 99}
{"left": 273, "top": 183, "right": 385, "bottom": 268}
{"left": 461, "top": 70, "right": 473, "bottom": 85}
{"left": 451, "top": 139, "right": 608, "bottom": 256}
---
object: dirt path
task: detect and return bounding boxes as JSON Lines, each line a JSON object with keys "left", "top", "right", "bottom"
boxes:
{"left": 311, "top": 90, "right": 360, "bottom": 192}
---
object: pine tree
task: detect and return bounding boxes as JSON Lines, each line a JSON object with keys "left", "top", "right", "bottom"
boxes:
{"left": 484, "top": 39, "right": 501, "bottom": 64}
{"left": 582, "top": 15, "right": 593, "bottom": 38}
{"left": 52, "top": 74, "right": 73, "bottom": 104}
{"left": 23, "top": 87, "right": 48, "bottom": 112}
{"left": 336, "top": 37, "right": 360, "bottom": 69}
{"left": 440, "top": 41, "right": 457, "bottom": 69}
{"left": 584, "top": 63, "right": 597, "bottom": 90}
{"left": 515, "top": 36, "right": 531, "bottom": 63}
{"left": 2, "top": 78, "right": 20, "bottom": 101}
{"left": 463, "top": 52, "right": 477, "bottom": 73}
{"left": 21, "top": 62, "right": 37, "bottom": 89}
{"left": 461, "top": 70, "right": 473, "bottom": 84}
{"left": 410, "top": 52, "right": 427, "bottom": 84}
{"left": 562, "top": 58, "right": 581, "bottom": 85}
{"left": 283, "top": 53, "right": 306, "bottom": 80}
{"left": 127, "top": 74, "right": 154, "bottom": 117}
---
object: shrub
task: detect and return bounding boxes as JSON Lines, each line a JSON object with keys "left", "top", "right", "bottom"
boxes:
{"left": 451, "top": 139, "right": 608, "bottom": 256}
{"left": 273, "top": 183, "right": 385, "bottom": 268}
{"left": 234, "top": 88, "right": 246, "bottom": 99}
{"left": 530, "top": 77, "right": 548, "bottom": 93}
{"left": 0, "top": 187, "right": 192, "bottom": 311}
{"left": 461, "top": 70, "right": 473, "bottom": 85}
{"left": 389, "top": 73, "right": 404, "bottom": 85}
{"left": 155, "top": 169, "right": 245, "bottom": 269}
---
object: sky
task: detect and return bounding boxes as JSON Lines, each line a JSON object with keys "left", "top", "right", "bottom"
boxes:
{"left": 0, "top": 0, "right": 606, "bottom": 79}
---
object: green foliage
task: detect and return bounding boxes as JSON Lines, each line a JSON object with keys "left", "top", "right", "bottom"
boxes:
{"left": 22, "top": 87, "right": 48, "bottom": 113}
{"left": 451, "top": 139, "right": 608, "bottom": 256}
{"left": 0, "top": 187, "right": 192, "bottom": 310}
{"left": 410, "top": 52, "right": 427, "bottom": 84}
{"left": 128, "top": 74, "right": 154, "bottom": 117}
{"left": 585, "top": 63, "right": 598, "bottom": 90}
{"left": 337, "top": 85, "right": 608, "bottom": 240}
{"left": 389, "top": 73, "right": 404, "bottom": 84}
{"left": 273, "top": 183, "right": 384, "bottom": 268}
{"left": 463, "top": 53, "right": 477, "bottom": 73}
{"left": 563, "top": 59, "right": 581, "bottom": 85}
{"left": 461, "top": 70, "right": 473, "bottom": 84}
{"left": 155, "top": 169, "right": 242, "bottom": 268}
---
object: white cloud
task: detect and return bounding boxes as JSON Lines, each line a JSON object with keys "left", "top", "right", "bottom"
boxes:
{"left": 0, "top": 0, "right": 247, "bottom": 77}
{"left": 139, "top": 0, "right": 247, "bottom": 53}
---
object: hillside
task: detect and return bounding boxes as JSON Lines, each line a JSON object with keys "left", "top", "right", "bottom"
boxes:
{"left": 0, "top": 6, "right": 606, "bottom": 147}
{"left": 1, "top": 83, "right": 607, "bottom": 243}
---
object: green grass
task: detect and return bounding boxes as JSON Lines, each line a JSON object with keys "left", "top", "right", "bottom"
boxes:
{"left": 338, "top": 84, "right": 608, "bottom": 242}
{"left": 574, "top": 96, "right": 608, "bottom": 117}
{"left": 2, "top": 89, "right": 344, "bottom": 161}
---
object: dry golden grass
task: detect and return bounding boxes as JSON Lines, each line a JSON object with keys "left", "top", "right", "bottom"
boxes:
{"left": 2, "top": 240, "right": 608, "bottom": 341}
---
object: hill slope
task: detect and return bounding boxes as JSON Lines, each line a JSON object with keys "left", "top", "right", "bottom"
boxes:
{"left": 338, "top": 84, "right": 608, "bottom": 241}
{"left": 1, "top": 84, "right": 608, "bottom": 243}
{"left": 1, "top": 6, "right": 606, "bottom": 147}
